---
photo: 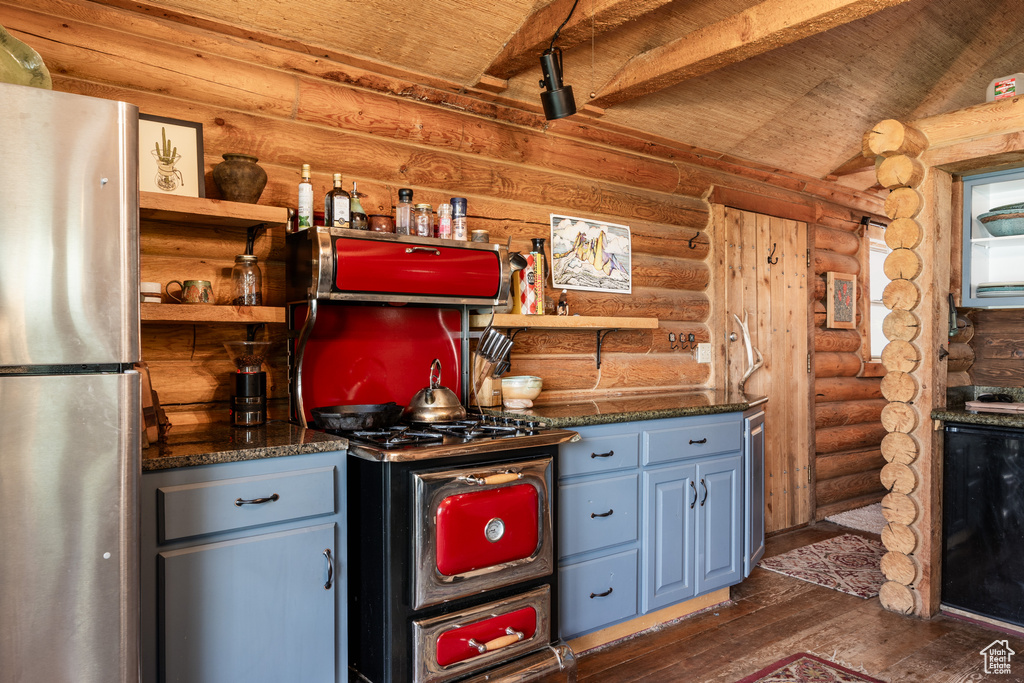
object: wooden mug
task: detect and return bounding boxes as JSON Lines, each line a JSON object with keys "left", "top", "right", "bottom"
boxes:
{"left": 166, "top": 279, "right": 213, "bottom": 304}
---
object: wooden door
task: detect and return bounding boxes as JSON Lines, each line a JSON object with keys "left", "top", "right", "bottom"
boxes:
{"left": 714, "top": 206, "right": 811, "bottom": 533}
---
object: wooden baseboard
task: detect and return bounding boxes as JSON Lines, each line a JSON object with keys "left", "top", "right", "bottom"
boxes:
{"left": 568, "top": 588, "right": 730, "bottom": 654}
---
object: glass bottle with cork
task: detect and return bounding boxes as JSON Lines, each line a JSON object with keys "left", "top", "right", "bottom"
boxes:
{"left": 324, "top": 173, "right": 351, "bottom": 228}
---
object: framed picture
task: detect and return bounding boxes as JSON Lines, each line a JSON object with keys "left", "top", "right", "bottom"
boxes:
{"left": 138, "top": 114, "right": 204, "bottom": 198}
{"left": 826, "top": 271, "right": 857, "bottom": 329}
{"left": 550, "top": 214, "right": 632, "bottom": 294}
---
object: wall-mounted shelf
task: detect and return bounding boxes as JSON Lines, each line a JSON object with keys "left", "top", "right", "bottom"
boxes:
{"left": 469, "top": 314, "right": 659, "bottom": 368}
{"left": 141, "top": 303, "right": 286, "bottom": 324}
{"left": 140, "top": 192, "right": 289, "bottom": 230}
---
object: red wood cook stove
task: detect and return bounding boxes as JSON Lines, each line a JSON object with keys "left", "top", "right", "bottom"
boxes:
{"left": 287, "top": 226, "right": 579, "bottom": 683}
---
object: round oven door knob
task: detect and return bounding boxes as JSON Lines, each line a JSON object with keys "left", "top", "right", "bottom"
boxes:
{"left": 484, "top": 517, "right": 506, "bottom": 543}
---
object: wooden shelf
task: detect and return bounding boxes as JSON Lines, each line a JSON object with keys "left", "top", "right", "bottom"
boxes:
{"left": 469, "top": 314, "right": 659, "bottom": 330}
{"left": 141, "top": 303, "right": 286, "bottom": 324}
{"left": 139, "top": 192, "right": 289, "bottom": 229}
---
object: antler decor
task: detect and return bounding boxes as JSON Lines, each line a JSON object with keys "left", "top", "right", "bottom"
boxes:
{"left": 732, "top": 311, "right": 763, "bottom": 393}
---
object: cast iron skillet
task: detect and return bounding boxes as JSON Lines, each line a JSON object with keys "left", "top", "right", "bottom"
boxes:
{"left": 311, "top": 402, "right": 403, "bottom": 431}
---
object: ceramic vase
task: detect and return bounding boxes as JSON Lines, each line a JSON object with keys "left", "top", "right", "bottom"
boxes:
{"left": 212, "top": 153, "right": 268, "bottom": 204}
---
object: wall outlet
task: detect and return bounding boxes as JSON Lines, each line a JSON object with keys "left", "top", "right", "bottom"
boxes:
{"left": 696, "top": 343, "right": 713, "bottom": 364}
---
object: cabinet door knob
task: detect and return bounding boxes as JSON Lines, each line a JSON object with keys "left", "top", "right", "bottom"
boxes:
{"left": 323, "top": 549, "right": 334, "bottom": 590}
{"left": 690, "top": 480, "right": 697, "bottom": 509}
{"left": 591, "top": 450, "right": 615, "bottom": 458}
{"left": 700, "top": 479, "right": 708, "bottom": 507}
{"left": 589, "top": 587, "right": 613, "bottom": 599}
{"left": 234, "top": 493, "right": 279, "bottom": 506}
{"left": 591, "top": 509, "right": 614, "bottom": 518}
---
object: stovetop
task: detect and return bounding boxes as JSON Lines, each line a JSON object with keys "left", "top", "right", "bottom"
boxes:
{"left": 334, "top": 414, "right": 579, "bottom": 462}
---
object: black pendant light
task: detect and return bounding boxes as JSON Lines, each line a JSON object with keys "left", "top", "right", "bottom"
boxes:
{"left": 539, "top": 0, "right": 579, "bottom": 120}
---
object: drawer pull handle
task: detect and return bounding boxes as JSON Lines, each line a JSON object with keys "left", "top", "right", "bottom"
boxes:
{"left": 700, "top": 479, "right": 708, "bottom": 507}
{"left": 323, "top": 549, "right": 334, "bottom": 590}
{"left": 234, "top": 493, "right": 279, "bottom": 506}
{"left": 468, "top": 627, "right": 524, "bottom": 654}
{"left": 591, "top": 509, "right": 614, "bottom": 518}
{"left": 690, "top": 480, "right": 697, "bottom": 509}
{"left": 689, "top": 437, "right": 707, "bottom": 444}
{"left": 590, "top": 587, "right": 613, "bottom": 599}
{"left": 406, "top": 246, "right": 441, "bottom": 256}
{"left": 591, "top": 450, "right": 614, "bottom": 458}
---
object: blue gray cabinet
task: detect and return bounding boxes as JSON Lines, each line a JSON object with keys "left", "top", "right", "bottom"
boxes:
{"left": 558, "top": 412, "right": 750, "bottom": 639}
{"left": 743, "top": 407, "right": 766, "bottom": 577}
{"left": 141, "top": 451, "right": 347, "bottom": 683}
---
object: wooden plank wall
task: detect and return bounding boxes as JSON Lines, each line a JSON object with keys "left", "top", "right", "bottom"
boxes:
{"left": 811, "top": 217, "right": 888, "bottom": 520}
{"left": 1, "top": 0, "right": 884, "bottom": 477}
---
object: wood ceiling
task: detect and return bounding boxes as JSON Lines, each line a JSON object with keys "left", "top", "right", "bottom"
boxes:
{"left": 120, "top": 0, "right": 1024, "bottom": 192}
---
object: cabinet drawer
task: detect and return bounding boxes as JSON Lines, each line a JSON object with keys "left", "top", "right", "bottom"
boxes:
{"left": 559, "top": 431, "right": 640, "bottom": 478}
{"left": 157, "top": 466, "right": 336, "bottom": 542}
{"left": 644, "top": 418, "right": 740, "bottom": 466}
{"left": 558, "top": 474, "right": 638, "bottom": 558}
{"left": 559, "top": 549, "right": 638, "bottom": 638}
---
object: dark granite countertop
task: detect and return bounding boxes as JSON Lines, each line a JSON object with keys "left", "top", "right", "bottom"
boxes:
{"left": 142, "top": 421, "right": 348, "bottom": 472}
{"left": 932, "top": 385, "right": 1024, "bottom": 429}
{"left": 483, "top": 390, "right": 765, "bottom": 428}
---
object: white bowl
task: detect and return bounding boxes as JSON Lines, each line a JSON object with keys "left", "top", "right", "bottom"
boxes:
{"left": 501, "top": 375, "right": 542, "bottom": 401}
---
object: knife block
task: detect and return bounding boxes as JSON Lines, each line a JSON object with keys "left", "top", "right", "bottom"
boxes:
{"left": 471, "top": 353, "right": 503, "bottom": 407}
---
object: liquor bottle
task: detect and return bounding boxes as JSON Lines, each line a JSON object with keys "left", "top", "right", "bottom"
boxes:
{"left": 395, "top": 188, "right": 413, "bottom": 235}
{"left": 350, "top": 181, "right": 368, "bottom": 230}
{"left": 324, "top": 173, "right": 351, "bottom": 228}
{"left": 297, "top": 164, "right": 313, "bottom": 229}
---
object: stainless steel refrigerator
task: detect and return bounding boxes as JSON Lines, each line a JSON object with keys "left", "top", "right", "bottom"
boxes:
{"left": 0, "top": 82, "right": 140, "bottom": 682}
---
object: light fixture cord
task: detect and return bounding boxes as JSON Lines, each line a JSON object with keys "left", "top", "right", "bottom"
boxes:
{"left": 550, "top": 0, "right": 581, "bottom": 51}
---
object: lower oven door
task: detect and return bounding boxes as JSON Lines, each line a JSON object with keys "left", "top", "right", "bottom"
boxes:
{"left": 412, "top": 586, "right": 551, "bottom": 683}
{"left": 413, "top": 457, "right": 553, "bottom": 609}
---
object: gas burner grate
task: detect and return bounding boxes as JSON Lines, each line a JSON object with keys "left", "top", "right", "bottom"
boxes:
{"left": 351, "top": 425, "right": 444, "bottom": 446}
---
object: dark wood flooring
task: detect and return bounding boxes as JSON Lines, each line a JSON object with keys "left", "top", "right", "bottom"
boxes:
{"left": 575, "top": 523, "right": 1023, "bottom": 682}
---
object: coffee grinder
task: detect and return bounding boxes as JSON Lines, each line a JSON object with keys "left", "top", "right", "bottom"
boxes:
{"left": 224, "top": 340, "right": 272, "bottom": 426}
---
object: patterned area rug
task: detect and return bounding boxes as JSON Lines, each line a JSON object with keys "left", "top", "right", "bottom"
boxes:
{"left": 825, "top": 503, "right": 887, "bottom": 535}
{"left": 759, "top": 533, "right": 885, "bottom": 599}
{"left": 736, "top": 653, "right": 886, "bottom": 683}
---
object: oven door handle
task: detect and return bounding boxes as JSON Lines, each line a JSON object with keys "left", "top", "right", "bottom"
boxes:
{"left": 406, "top": 246, "right": 441, "bottom": 256}
{"left": 459, "top": 472, "right": 523, "bottom": 486}
{"left": 467, "top": 627, "right": 524, "bottom": 654}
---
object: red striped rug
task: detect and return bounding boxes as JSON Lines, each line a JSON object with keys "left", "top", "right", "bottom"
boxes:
{"left": 736, "top": 653, "right": 886, "bottom": 683}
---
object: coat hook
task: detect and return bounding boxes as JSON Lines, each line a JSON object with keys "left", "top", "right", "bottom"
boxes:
{"left": 767, "top": 243, "right": 778, "bottom": 265}
{"left": 688, "top": 233, "right": 699, "bottom": 249}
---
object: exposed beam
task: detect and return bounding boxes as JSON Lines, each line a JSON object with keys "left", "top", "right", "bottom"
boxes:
{"left": 474, "top": 0, "right": 675, "bottom": 88}
{"left": 591, "top": 0, "right": 911, "bottom": 109}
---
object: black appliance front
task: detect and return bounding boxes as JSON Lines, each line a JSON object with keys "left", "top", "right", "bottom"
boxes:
{"left": 942, "top": 424, "right": 1024, "bottom": 627}
{"left": 347, "top": 444, "right": 561, "bottom": 683}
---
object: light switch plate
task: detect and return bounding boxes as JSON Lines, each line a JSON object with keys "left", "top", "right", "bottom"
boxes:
{"left": 696, "top": 343, "right": 712, "bottom": 363}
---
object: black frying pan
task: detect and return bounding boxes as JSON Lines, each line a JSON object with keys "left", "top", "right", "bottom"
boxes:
{"left": 311, "top": 402, "right": 403, "bottom": 431}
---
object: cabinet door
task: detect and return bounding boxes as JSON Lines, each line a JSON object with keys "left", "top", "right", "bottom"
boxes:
{"left": 160, "top": 523, "right": 336, "bottom": 683}
{"left": 743, "top": 408, "right": 765, "bottom": 577}
{"left": 641, "top": 464, "right": 696, "bottom": 613}
{"left": 695, "top": 454, "right": 742, "bottom": 594}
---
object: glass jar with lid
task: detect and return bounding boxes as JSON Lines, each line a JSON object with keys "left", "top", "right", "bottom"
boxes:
{"left": 412, "top": 203, "right": 433, "bottom": 237}
{"left": 231, "top": 254, "right": 262, "bottom": 306}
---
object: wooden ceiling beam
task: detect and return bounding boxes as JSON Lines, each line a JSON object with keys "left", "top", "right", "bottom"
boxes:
{"left": 591, "top": 0, "right": 912, "bottom": 109}
{"left": 474, "top": 0, "right": 676, "bottom": 89}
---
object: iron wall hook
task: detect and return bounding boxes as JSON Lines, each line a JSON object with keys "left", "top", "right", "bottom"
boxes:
{"left": 767, "top": 243, "right": 779, "bottom": 265}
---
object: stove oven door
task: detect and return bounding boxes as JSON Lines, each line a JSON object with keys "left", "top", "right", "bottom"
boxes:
{"left": 412, "top": 586, "right": 551, "bottom": 683}
{"left": 413, "top": 458, "right": 553, "bottom": 609}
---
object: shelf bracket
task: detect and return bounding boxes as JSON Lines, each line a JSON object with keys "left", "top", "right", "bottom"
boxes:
{"left": 245, "top": 223, "right": 267, "bottom": 255}
{"left": 595, "top": 329, "right": 619, "bottom": 369}
{"left": 505, "top": 328, "right": 527, "bottom": 343}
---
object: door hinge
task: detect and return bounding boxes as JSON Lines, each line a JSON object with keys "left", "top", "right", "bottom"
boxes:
{"left": 807, "top": 353, "right": 811, "bottom": 373}
{"left": 806, "top": 249, "right": 811, "bottom": 268}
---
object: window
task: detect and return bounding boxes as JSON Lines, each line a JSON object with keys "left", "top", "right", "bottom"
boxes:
{"left": 867, "top": 223, "right": 890, "bottom": 361}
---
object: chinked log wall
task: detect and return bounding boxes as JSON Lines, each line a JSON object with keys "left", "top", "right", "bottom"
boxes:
{"left": 2, "top": 1, "right": 882, "bottom": 444}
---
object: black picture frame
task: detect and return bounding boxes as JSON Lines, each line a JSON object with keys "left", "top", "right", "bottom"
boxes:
{"left": 138, "top": 113, "right": 205, "bottom": 198}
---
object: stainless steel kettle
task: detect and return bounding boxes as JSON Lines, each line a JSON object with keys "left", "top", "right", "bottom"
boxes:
{"left": 403, "top": 359, "right": 467, "bottom": 423}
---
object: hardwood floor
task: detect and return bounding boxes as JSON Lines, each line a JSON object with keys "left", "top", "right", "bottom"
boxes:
{"left": 574, "top": 523, "right": 1023, "bottom": 682}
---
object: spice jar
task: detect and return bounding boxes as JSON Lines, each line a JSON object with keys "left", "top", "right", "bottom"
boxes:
{"left": 412, "top": 203, "right": 433, "bottom": 237}
{"left": 231, "top": 254, "right": 262, "bottom": 306}
{"left": 436, "top": 203, "right": 452, "bottom": 239}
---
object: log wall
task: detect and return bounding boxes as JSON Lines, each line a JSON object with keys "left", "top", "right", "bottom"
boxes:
{"left": 811, "top": 216, "right": 888, "bottom": 520}
{"left": 2, "top": 0, "right": 885, "bottom": 525}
